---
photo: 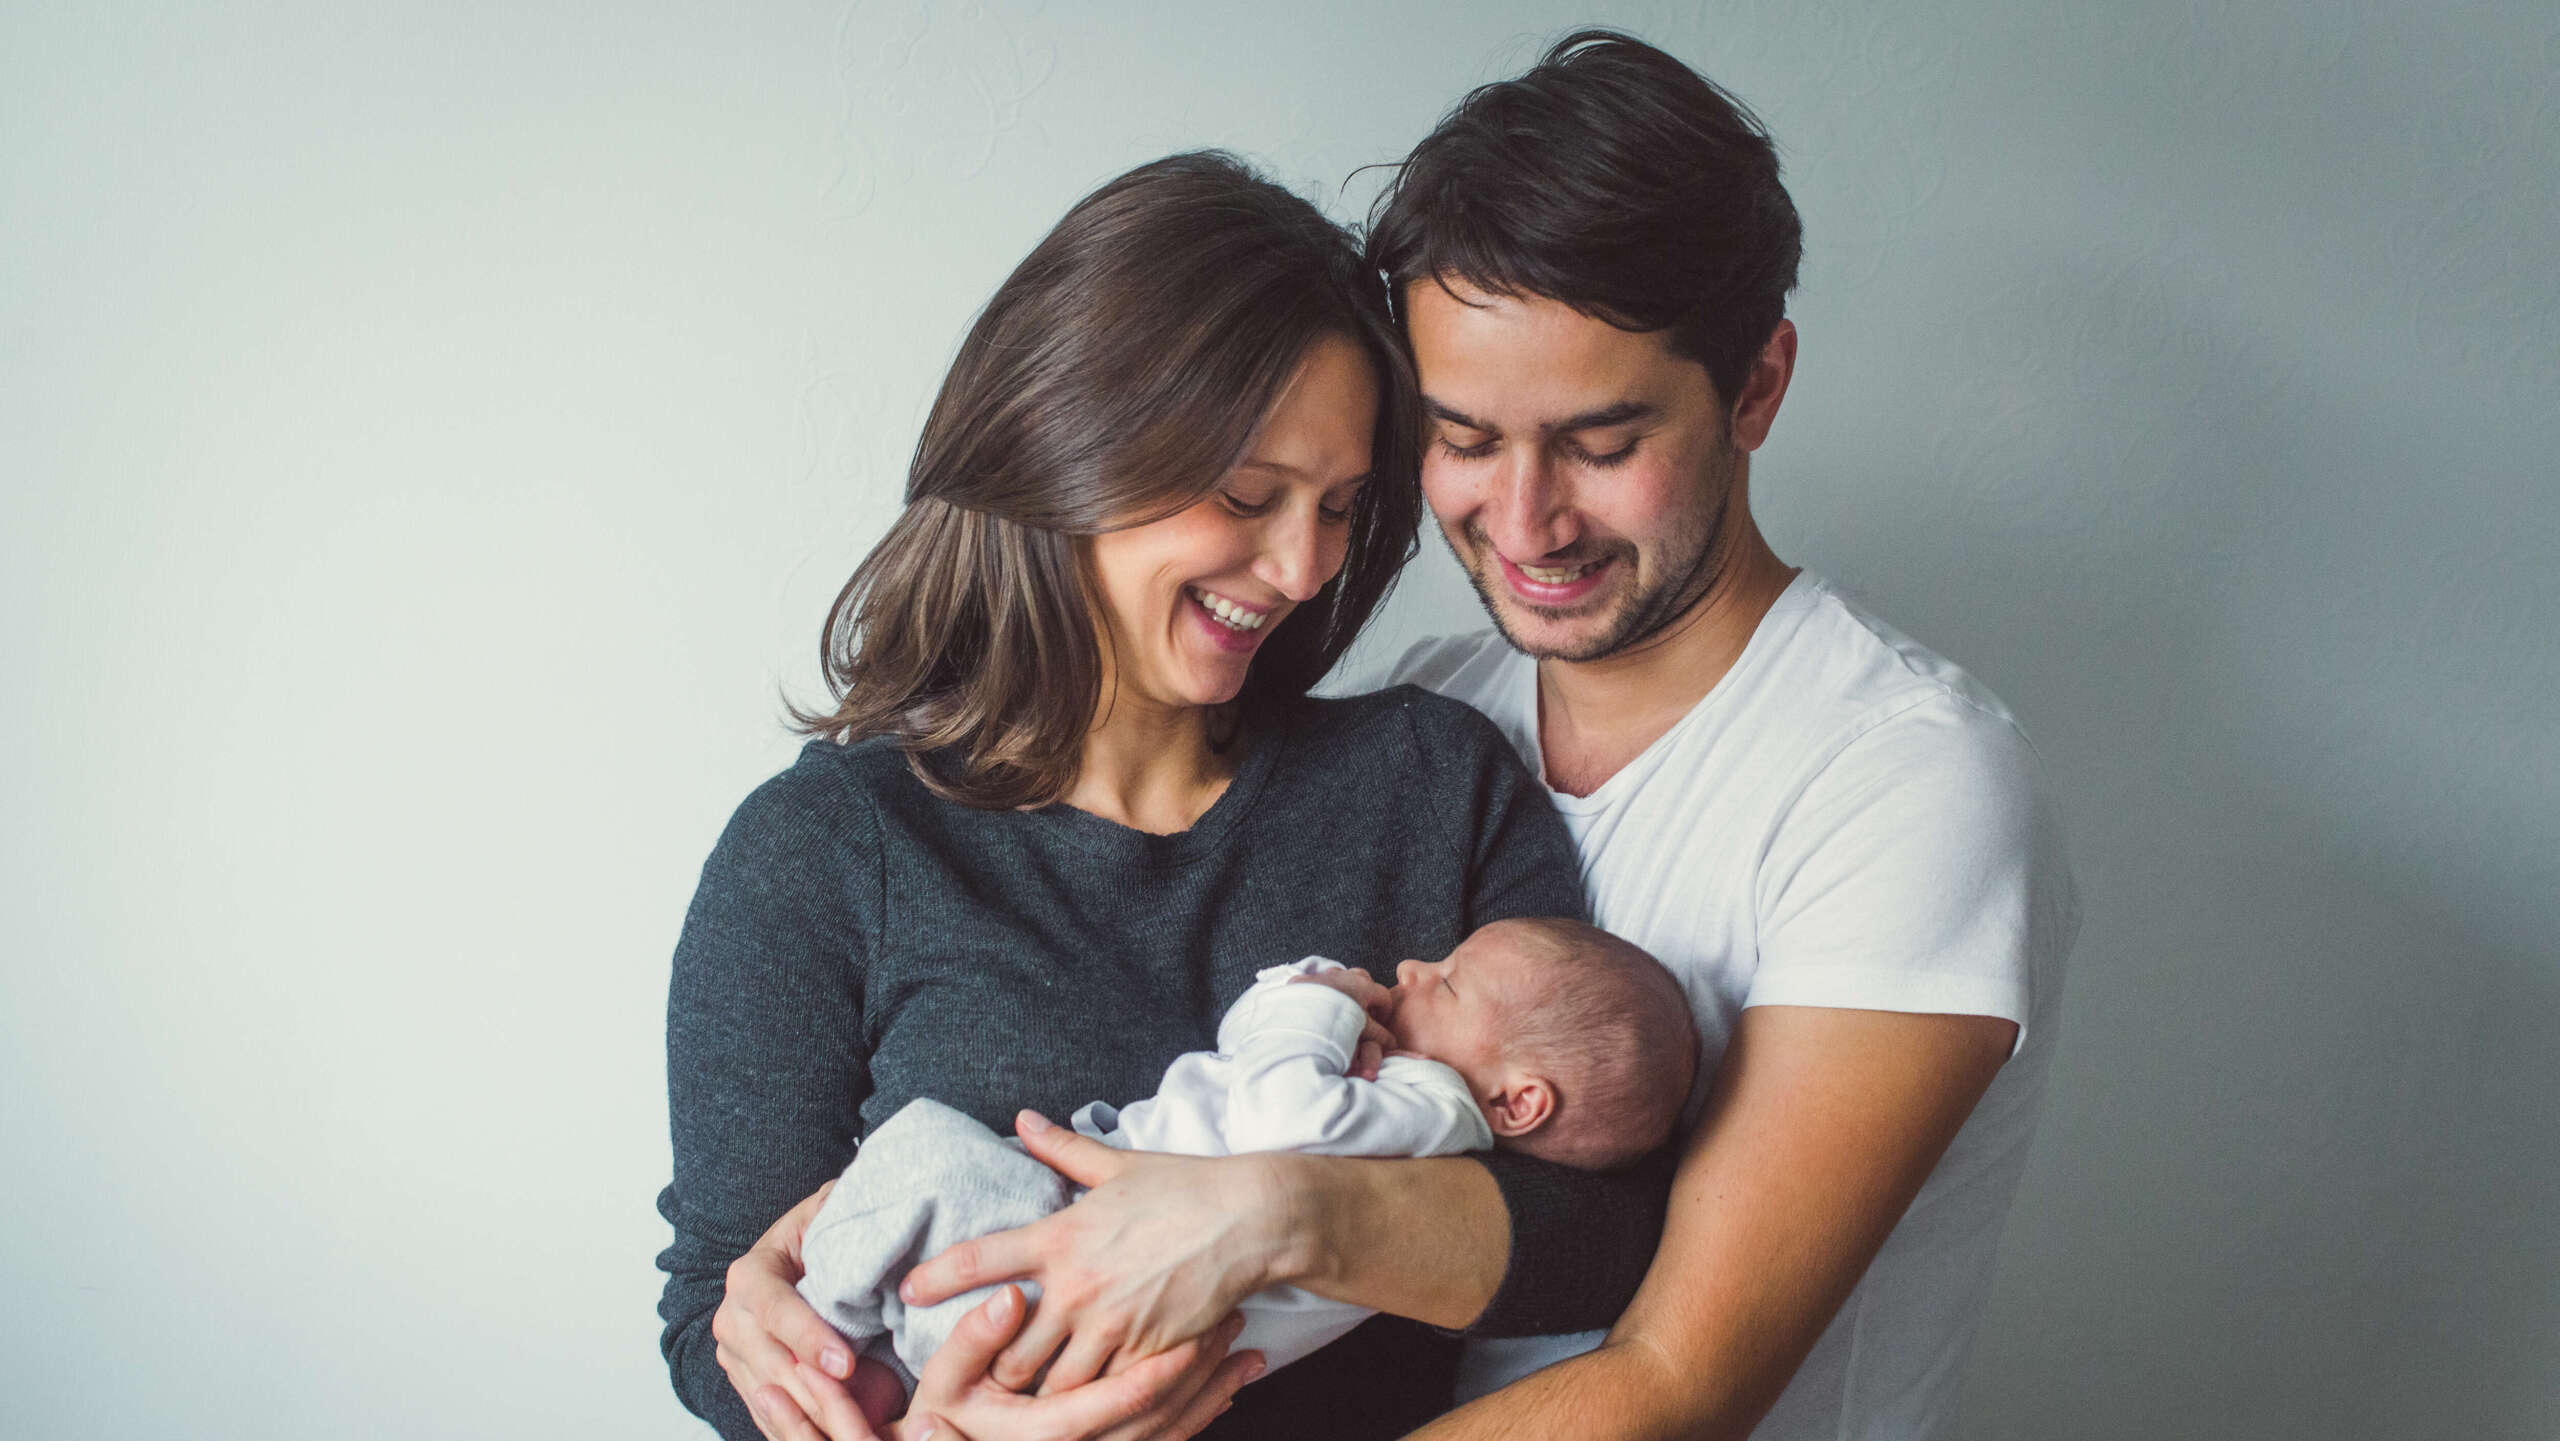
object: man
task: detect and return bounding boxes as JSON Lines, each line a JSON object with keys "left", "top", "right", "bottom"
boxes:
{"left": 714, "top": 31, "right": 2074, "bottom": 1441}
{"left": 1361, "top": 32, "right": 2077, "bottom": 1438}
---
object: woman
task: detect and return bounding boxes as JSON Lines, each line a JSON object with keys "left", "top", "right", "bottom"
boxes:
{"left": 655, "top": 153, "right": 1666, "bottom": 1441}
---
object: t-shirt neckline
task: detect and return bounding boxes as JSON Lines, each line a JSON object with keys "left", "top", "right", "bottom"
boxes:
{"left": 1521, "top": 571, "right": 1824, "bottom": 815}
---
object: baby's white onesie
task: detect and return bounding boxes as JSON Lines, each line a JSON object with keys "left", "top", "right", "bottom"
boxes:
{"left": 796, "top": 958, "right": 1494, "bottom": 1386}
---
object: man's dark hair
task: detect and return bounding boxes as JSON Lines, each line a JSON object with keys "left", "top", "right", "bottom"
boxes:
{"left": 1365, "top": 29, "right": 1803, "bottom": 407}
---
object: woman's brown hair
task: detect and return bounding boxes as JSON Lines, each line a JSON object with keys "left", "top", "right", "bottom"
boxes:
{"left": 792, "top": 151, "right": 1423, "bottom": 808}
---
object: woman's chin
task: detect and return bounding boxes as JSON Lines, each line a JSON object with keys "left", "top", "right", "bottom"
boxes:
{"left": 1185, "top": 669, "right": 1251, "bottom": 709}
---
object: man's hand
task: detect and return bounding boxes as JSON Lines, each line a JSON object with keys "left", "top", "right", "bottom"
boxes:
{"left": 903, "top": 1112, "right": 1284, "bottom": 1395}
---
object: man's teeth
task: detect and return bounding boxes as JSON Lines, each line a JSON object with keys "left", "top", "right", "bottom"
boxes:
{"left": 1191, "top": 588, "right": 1267, "bottom": 631}
{"left": 1517, "top": 560, "right": 1596, "bottom": 585}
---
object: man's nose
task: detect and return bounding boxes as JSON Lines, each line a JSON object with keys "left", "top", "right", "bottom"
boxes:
{"left": 1488, "top": 452, "right": 1576, "bottom": 558}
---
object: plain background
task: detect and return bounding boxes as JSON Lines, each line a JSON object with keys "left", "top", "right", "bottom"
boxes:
{"left": 4, "top": 2, "right": 2553, "bottom": 1437}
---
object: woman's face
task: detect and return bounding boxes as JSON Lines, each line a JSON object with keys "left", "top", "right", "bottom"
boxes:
{"left": 1087, "top": 333, "right": 1380, "bottom": 715}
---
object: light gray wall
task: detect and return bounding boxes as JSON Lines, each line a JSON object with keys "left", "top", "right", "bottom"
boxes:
{"left": 3, "top": 3, "right": 2552, "bottom": 1438}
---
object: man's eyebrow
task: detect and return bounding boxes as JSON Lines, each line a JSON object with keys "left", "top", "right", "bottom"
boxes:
{"left": 1422, "top": 397, "right": 1659, "bottom": 434}
{"left": 1424, "top": 397, "right": 1494, "bottom": 431}
{"left": 1552, "top": 401, "right": 1657, "bottom": 432}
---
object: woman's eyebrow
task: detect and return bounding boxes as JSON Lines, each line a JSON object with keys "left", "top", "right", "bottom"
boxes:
{"left": 1239, "top": 457, "right": 1375, "bottom": 490}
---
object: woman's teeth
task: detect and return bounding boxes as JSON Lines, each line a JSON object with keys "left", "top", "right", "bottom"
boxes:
{"left": 1190, "top": 588, "right": 1267, "bottom": 631}
{"left": 1518, "top": 560, "right": 1596, "bottom": 585}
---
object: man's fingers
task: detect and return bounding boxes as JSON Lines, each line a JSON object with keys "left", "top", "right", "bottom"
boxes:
{"left": 1032, "top": 1312, "right": 1127, "bottom": 1397}
{"left": 1014, "top": 1109, "right": 1136, "bottom": 1188}
{"left": 989, "top": 1299, "right": 1072, "bottom": 1393}
{"left": 1014, "top": 1341, "right": 1194, "bottom": 1438}
{"left": 1097, "top": 1313, "right": 1244, "bottom": 1436}
{"left": 1159, "top": 1349, "right": 1266, "bottom": 1440}
{"left": 917, "top": 1284, "right": 1028, "bottom": 1396}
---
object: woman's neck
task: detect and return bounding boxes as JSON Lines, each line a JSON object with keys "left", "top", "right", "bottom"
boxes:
{"left": 1059, "top": 691, "right": 1239, "bottom": 835}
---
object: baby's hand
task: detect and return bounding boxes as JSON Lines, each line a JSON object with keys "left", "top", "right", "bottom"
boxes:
{"left": 1286, "top": 969, "right": 1396, "bottom": 1079}
{"left": 1285, "top": 966, "right": 1392, "bottom": 1018}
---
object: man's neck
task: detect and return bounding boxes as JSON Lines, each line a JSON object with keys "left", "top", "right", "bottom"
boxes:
{"left": 1535, "top": 510, "right": 1795, "bottom": 798}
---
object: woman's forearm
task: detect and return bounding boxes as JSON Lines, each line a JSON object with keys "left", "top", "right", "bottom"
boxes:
{"left": 1267, "top": 1153, "right": 1511, "bottom": 1329}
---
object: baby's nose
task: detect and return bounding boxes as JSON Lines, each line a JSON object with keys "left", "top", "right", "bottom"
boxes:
{"left": 1395, "top": 958, "right": 1423, "bottom": 988}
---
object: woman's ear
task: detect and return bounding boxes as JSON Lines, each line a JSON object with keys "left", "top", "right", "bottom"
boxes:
{"left": 1484, "top": 1075, "right": 1556, "bottom": 1138}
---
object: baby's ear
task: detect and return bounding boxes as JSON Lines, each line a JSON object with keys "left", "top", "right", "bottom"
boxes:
{"left": 1485, "top": 1075, "right": 1556, "bottom": 1138}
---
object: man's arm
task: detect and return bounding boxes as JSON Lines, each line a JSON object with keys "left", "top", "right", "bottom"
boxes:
{"left": 1395, "top": 1003, "right": 2014, "bottom": 1440}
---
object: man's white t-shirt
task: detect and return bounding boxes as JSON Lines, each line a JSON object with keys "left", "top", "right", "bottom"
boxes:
{"left": 1394, "top": 572, "right": 2077, "bottom": 1441}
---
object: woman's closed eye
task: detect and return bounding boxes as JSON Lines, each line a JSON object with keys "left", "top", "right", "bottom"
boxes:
{"left": 1225, "top": 487, "right": 1361, "bottom": 524}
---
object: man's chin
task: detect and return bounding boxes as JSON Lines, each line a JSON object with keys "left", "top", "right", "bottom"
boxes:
{"left": 1474, "top": 582, "right": 1634, "bottom": 663}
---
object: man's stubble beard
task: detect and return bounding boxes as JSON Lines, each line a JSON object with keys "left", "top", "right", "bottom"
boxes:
{"left": 1450, "top": 445, "right": 1737, "bottom": 665}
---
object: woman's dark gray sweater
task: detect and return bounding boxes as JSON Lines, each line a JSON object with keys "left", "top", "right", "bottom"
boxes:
{"left": 656, "top": 686, "right": 1671, "bottom": 1441}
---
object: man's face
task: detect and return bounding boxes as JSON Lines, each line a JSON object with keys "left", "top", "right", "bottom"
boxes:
{"left": 1405, "top": 277, "right": 1739, "bottom": 663}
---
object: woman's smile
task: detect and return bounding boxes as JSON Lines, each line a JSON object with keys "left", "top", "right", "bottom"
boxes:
{"left": 1186, "top": 585, "right": 1275, "bottom": 653}
{"left": 1089, "top": 331, "right": 1380, "bottom": 712}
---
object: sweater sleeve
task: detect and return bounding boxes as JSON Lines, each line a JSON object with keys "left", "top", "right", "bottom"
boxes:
{"left": 654, "top": 755, "right": 881, "bottom": 1440}
{"left": 1410, "top": 692, "right": 1678, "bottom": 1337}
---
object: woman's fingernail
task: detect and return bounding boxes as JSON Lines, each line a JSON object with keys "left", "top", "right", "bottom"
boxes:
{"left": 1019, "top": 1110, "right": 1054, "bottom": 1134}
{"left": 911, "top": 1418, "right": 938, "bottom": 1441}
{"left": 820, "top": 1344, "right": 851, "bottom": 1379}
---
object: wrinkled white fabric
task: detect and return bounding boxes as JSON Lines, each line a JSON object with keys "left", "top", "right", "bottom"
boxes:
{"left": 799, "top": 958, "right": 1492, "bottom": 1383}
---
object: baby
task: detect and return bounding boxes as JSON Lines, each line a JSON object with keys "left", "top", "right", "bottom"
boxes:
{"left": 796, "top": 916, "right": 1697, "bottom": 1387}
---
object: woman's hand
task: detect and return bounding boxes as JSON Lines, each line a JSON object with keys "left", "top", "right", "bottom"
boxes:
{"left": 901, "top": 1112, "right": 1296, "bottom": 1395}
{"left": 893, "top": 1284, "right": 1259, "bottom": 1441}
{"left": 711, "top": 1177, "right": 1258, "bottom": 1441}
{"left": 715, "top": 1180, "right": 910, "bottom": 1440}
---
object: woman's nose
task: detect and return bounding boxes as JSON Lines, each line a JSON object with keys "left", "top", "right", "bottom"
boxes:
{"left": 1255, "top": 506, "right": 1334, "bottom": 603}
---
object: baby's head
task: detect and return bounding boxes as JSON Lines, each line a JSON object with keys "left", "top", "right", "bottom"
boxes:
{"left": 1387, "top": 917, "right": 1696, "bottom": 1170}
